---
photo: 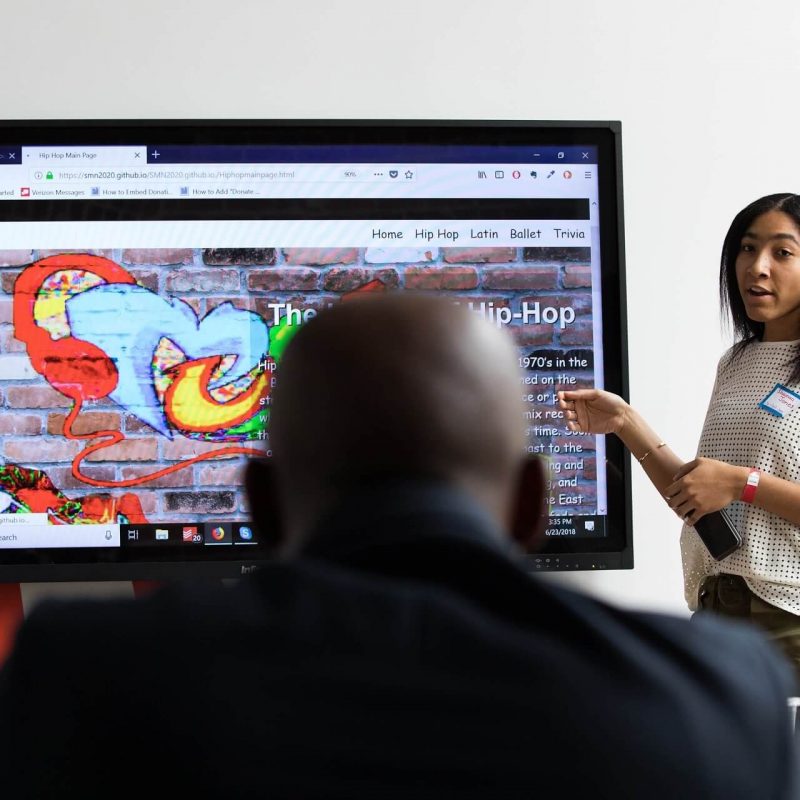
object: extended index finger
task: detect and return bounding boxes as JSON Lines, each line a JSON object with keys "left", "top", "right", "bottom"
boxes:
{"left": 557, "top": 391, "right": 578, "bottom": 411}
{"left": 558, "top": 389, "right": 596, "bottom": 406}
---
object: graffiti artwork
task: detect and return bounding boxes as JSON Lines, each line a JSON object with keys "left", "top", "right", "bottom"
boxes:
{"left": 0, "top": 464, "right": 146, "bottom": 525}
{"left": 10, "top": 253, "right": 293, "bottom": 504}
{"left": 2, "top": 251, "right": 388, "bottom": 524}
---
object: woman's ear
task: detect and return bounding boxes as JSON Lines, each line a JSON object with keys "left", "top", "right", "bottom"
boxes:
{"left": 244, "top": 458, "right": 285, "bottom": 552}
{"left": 509, "top": 457, "right": 547, "bottom": 553}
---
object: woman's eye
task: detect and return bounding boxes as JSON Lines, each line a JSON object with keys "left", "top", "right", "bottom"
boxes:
{"left": 740, "top": 243, "right": 754, "bottom": 252}
{"left": 778, "top": 249, "right": 794, "bottom": 258}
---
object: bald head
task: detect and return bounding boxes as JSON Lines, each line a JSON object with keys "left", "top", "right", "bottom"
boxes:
{"left": 262, "top": 293, "right": 539, "bottom": 546}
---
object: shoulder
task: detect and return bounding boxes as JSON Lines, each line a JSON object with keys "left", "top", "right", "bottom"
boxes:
{"left": 572, "top": 590, "right": 795, "bottom": 776}
{"left": 717, "top": 342, "right": 743, "bottom": 373}
{"left": 496, "top": 581, "right": 797, "bottom": 795}
{"left": 0, "top": 561, "right": 428, "bottom": 666}
{"left": 548, "top": 580, "right": 794, "bottom": 712}
{"left": 713, "top": 341, "right": 774, "bottom": 390}
{"left": 628, "top": 603, "right": 794, "bottom": 731}
{"left": 643, "top": 605, "right": 792, "bottom": 687}
{"left": 1, "top": 578, "right": 240, "bottom": 666}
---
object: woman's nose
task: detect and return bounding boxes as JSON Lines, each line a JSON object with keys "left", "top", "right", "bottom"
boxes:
{"left": 750, "top": 251, "right": 771, "bottom": 276}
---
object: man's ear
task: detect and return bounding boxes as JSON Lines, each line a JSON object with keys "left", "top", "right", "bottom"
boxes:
{"left": 509, "top": 457, "right": 547, "bottom": 553}
{"left": 244, "top": 458, "right": 285, "bottom": 552}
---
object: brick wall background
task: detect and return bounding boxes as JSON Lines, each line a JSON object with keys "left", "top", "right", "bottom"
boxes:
{"left": 0, "top": 244, "right": 596, "bottom": 522}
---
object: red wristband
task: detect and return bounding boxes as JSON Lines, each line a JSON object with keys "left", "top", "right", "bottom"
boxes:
{"left": 740, "top": 469, "right": 760, "bottom": 504}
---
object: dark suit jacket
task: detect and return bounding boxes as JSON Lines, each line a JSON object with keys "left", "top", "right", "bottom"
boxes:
{"left": 0, "top": 482, "right": 796, "bottom": 798}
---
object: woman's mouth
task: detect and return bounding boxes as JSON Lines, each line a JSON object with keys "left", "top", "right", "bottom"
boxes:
{"left": 747, "top": 286, "right": 773, "bottom": 301}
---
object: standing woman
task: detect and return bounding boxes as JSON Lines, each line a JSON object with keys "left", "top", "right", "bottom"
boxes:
{"left": 559, "top": 193, "right": 800, "bottom": 683}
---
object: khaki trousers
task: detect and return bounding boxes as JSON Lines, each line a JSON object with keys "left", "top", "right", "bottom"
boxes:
{"left": 697, "top": 574, "right": 800, "bottom": 693}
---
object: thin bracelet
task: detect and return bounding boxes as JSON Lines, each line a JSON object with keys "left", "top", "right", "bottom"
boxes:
{"left": 637, "top": 441, "right": 666, "bottom": 464}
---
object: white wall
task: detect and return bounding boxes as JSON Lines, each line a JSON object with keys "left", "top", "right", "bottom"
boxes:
{"left": 3, "top": 0, "right": 800, "bottom": 614}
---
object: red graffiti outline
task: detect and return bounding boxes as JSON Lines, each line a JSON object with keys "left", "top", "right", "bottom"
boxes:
{"left": 14, "top": 254, "right": 267, "bottom": 489}
{"left": 14, "top": 254, "right": 134, "bottom": 401}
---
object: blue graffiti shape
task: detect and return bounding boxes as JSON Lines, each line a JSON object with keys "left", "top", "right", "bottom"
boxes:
{"left": 66, "top": 284, "right": 269, "bottom": 437}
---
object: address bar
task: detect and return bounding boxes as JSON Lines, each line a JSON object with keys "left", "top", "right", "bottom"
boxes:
{"left": 35, "top": 168, "right": 297, "bottom": 182}
{"left": 30, "top": 165, "right": 413, "bottom": 183}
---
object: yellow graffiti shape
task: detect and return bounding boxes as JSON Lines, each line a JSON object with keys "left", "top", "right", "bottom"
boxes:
{"left": 163, "top": 356, "right": 267, "bottom": 433}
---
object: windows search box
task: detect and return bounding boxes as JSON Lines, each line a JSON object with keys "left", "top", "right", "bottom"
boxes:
{"left": 0, "top": 524, "right": 120, "bottom": 549}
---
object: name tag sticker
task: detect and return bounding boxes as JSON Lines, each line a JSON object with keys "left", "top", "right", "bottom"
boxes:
{"left": 759, "top": 383, "right": 800, "bottom": 418}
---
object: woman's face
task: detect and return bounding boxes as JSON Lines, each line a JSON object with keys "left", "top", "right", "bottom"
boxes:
{"left": 735, "top": 210, "right": 800, "bottom": 341}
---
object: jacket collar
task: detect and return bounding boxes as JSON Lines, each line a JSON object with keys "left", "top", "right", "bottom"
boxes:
{"left": 295, "top": 481, "right": 541, "bottom": 622}
{"left": 300, "top": 479, "right": 516, "bottom": 563}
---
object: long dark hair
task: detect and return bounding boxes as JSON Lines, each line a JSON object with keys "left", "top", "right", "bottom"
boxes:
{"left": 720, "top": 193, "right": 800, "bottom": 380}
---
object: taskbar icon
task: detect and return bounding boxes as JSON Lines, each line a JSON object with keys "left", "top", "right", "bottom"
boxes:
{"left": 203, "top": 522, "right": 259, "bottom": 545}
{"left": 204, "top": 523, "right": 232, "bottom": 545}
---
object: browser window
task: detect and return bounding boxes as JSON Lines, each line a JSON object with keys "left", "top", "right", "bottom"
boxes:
{"left": 0, "top": 125, "right": 628, "bottom": 579}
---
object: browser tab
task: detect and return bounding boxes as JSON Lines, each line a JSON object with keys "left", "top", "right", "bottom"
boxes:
{"left": 0, "top": 147, "right": 22, "bottom": 166}
{"left": 21, "top": 147, "right": 146, "bottom": 166}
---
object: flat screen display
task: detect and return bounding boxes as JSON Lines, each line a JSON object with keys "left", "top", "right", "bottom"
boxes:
{"left": 0, "top": 120, "right": 630, "bottom": 580}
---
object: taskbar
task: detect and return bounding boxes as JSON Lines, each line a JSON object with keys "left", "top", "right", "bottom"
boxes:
{"left": 122, "top": 522, "right": 258, "bottom": 547}
{"left": 0, "top": 520, "right": 259, "bottom": 551}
